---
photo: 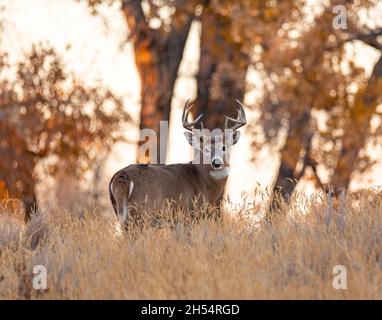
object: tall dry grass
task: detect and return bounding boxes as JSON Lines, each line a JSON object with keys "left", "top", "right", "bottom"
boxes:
{"left": 0, "top": 189, "right": 381, "bottom": 299}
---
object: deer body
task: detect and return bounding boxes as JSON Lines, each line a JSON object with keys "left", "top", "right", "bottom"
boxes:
{"left": 109, "top": 163, "right": 227, "bottom": 221}
{"left": 109, "top": 100, "right": 246, "bottom": 225}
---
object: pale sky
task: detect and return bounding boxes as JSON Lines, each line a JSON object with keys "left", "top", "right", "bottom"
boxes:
{"left": 2, "top": 0, "right": 382, "bottom": 204}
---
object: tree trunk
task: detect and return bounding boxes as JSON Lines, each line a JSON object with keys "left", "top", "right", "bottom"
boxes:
{"left": 269, "top": 9, "right": 333, "bottom": 210}
{"left": 331, "top": 55, "right": 382, "bottom": 192}
{"left": 23, "top": 191, "right": 37, "bottom": 222}
{"left": 194, "top": 7, "right": 248, "bottom": 129}
{"left": 122, "top": 0, "right": 194, "bottom": 164}
{"left": 271, "top": 110, "right": 311, "bottom": 210}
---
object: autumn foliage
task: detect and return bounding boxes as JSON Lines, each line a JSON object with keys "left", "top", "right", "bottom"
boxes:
{"left": 0, "top": 45, "right": 127, "bottom": 220}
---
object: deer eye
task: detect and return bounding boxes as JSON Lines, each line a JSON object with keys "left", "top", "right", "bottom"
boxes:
{"left": 222, "top": 145, "right": 226, "bottom": 152}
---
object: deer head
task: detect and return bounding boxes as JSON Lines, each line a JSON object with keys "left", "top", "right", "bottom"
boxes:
{"left": 182, "top": 100, "right": 247, "bottom": 179}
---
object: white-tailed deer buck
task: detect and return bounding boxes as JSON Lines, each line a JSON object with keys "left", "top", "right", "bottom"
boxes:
{"left": 109, "top": 100, "right": 247, "bottom": 225}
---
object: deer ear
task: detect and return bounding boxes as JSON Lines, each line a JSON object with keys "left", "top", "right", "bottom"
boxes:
{"left": 184, "top": 131, "right": 194, "bottom": 146}
{"left": 231, "top": 131, "right": 241, "bottom": 145}
{"left": 184, "top": 131, "right": 203, "bottom": 150}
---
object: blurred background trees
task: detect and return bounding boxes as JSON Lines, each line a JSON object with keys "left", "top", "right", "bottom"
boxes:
{"left": 121, "top": 0, "right": 202, "bottom": 163}
{"left": 1, "top": 0, "right": 382, "bottom": 220}
{"left": 0, "top": 45, "right": 127, "bottom": 220}
{"left": 194, "top": 0, "right": 303, "bottom": 130}
{"left": 331, "top": 0, "right": 382, "bottom": 192}
{"left": 88, "top": 0, "right": 206, "bottom": 163}
{"left": 247, "top": 0, "right": 382, "bottom": 208}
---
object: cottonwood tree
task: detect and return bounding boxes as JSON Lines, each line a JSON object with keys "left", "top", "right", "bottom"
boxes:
{"left": 257, "top": 6, "right": 354, "bottom": 207}
{"left": 0, "top": 45, "right": 127, "bottom": 221}
{"left": 193, "top": 0, "right": 303, "bottom": 129}
{"left": 253, "top": 0, "right": 382, "bottom": 211}
{"left": 204, "top": 1, "right": 314, "bottom": 205}
{"left": 87, "top": 0, "right": 206, "bottom": 163}
{"left": 192, "top": 3, "right": 248, "bottom": 129}
{"left": 330, "top": 0, "right": 382, "bottom": 192}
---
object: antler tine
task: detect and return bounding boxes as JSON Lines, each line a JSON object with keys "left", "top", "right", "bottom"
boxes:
{"left": 224, "top": 99, "right": 247, "bottom": 131}
{"left": 182, "top": 99, "right": 204, "bottom": 131}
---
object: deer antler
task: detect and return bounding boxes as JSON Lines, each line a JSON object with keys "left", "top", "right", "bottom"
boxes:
{"left": 182, "top": 100, "right": 204, "bottom": 131}
{"left": 224, "top": 100, "right": 247, "bottom": 131}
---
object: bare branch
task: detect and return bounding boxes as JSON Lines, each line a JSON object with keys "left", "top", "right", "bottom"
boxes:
{"left": 343, "top": 23, "right": 382, "bottom": 50}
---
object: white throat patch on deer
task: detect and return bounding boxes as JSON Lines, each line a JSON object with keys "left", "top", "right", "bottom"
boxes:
{"left": 209, "top": 167, "right": 230, "bottom": 180}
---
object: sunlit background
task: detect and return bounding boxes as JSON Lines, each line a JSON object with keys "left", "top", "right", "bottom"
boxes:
{"left": 1, "top": 0, "right": 382, "bottom": 208}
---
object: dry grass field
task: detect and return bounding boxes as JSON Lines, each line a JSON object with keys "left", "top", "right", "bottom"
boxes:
{"left": 0, "top": 189, "right": 381, "bottom": 299}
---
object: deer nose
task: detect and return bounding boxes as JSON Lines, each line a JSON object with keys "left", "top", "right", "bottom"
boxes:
{"left": 211, "top": 157, "right": 223, "bottom": 169}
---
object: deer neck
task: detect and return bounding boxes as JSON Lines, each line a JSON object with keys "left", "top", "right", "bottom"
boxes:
{"left": 209, "top": 167, "right": 230, "bottom": 181}
{"left": 195, "top": 164, "right": 229, "bottom": 186}
{"left": 194, "top": 164, "right": 228, "bottom": 203}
